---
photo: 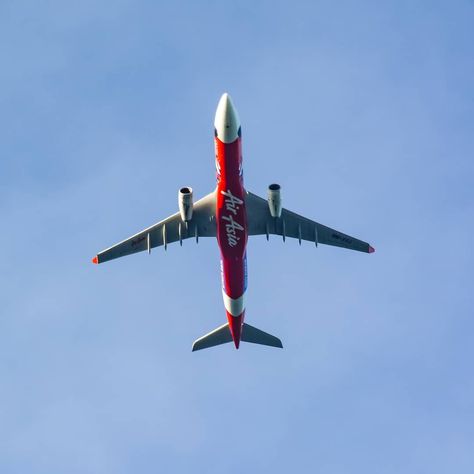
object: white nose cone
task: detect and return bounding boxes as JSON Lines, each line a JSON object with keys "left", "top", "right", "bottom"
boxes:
{"left": 214, "top": 93, "right": 241, "bottom": 143}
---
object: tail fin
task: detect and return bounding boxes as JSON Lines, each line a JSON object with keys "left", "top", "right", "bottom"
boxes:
{"left": 241, "top": 323, "right": 283, "bottom": 348}
{"left": 191, "top": 322, "right": 283, "bottom": 352}
{"left": 192, "top": 323, "right": 233, "bottom": 351}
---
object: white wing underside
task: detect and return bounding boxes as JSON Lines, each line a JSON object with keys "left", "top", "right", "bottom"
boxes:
{"left": 95, "top": 190, "right": 217, "bottom": 264}
{"left": 245, "top": 191, "right": 372, "bottom": 253}
{"left": 94, "top": 188, "right": 371, "bottom": 264}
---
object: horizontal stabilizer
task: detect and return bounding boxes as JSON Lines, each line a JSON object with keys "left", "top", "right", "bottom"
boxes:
{"left": 192, "top": 323, "right": 233, "bottom": 352}
{"left": 241, "top": 323, "right": 283, "bottom": 349}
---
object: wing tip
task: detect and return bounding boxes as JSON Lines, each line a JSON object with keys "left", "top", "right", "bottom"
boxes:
{"left": 92, "top": 256, "right": 99, "bottom": 264}
{"left": 368, "top": 245, "right": 375, "bottom": 254}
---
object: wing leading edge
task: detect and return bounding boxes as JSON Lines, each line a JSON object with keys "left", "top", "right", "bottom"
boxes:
{"left": 93, "top": 190, "right": 217, "bottom": 264}
{"left": 245, "top": 191, "right": 374, "bottom": 253}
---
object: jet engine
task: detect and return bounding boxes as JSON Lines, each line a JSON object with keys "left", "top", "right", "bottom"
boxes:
{"left": 179, "top": 187, "right": 194, "bottom": 221}
{"left": 267, "top": 184, "right": 282, "bottom": 218}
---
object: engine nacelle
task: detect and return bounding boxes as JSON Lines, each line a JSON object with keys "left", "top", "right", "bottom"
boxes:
{"left": 178, "top": 186, "right": 194, "bottom": 221}
{"left": 267, "top": 183, "right": 282, "bottom": 218}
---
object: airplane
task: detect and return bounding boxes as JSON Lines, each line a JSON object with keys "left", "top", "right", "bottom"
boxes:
{"left": 92, "top": 93, "right": 375, "bottom": 351}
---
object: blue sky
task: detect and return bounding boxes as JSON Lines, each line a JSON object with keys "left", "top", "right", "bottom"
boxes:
{"left": 1, "top": 1, "right": 473, "bottom": 472}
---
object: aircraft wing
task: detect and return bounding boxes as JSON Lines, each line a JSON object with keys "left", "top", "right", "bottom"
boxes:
{"left": 245, "top": 191, "right": 374, "bottom": 253}
{"left": 93, "top": 190, "right": 217, "bottom": 264}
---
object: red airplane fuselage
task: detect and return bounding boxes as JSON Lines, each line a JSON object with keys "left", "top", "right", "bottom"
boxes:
{"left": 215, "top": 128, "right": 248, "bottom": 348}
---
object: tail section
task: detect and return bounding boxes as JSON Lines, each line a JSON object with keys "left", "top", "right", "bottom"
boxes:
{"left": 192, "top": 323, "right": 233, "bottom": 351}
{"left": 192, "top": 322, "right": 283, "bottom": 351}
{"left": 241, "top": 323, "right": 283, "bottom": 348}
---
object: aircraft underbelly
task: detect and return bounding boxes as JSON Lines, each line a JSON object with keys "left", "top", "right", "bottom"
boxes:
{"left": 216, "top": 137, "right": 248, "bottom": 299}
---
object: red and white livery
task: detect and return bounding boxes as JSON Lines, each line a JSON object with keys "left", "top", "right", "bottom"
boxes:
{"left": 92, "top": 93, "right": 375, "bottom": 351}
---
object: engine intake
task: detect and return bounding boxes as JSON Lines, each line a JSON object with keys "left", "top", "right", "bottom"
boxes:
{"left": 179, "top": 187, "right": 194, "bottom": 221}
{"left": 268, "top": 183, "right": 282, "bottom": 218}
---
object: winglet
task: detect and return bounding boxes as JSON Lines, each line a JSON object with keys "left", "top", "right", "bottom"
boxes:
{"left": 92, "top": 256, "right": 99, "bottom": 264}
{"left": 368, "top": 246, "right": 375, "bottom": 254}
